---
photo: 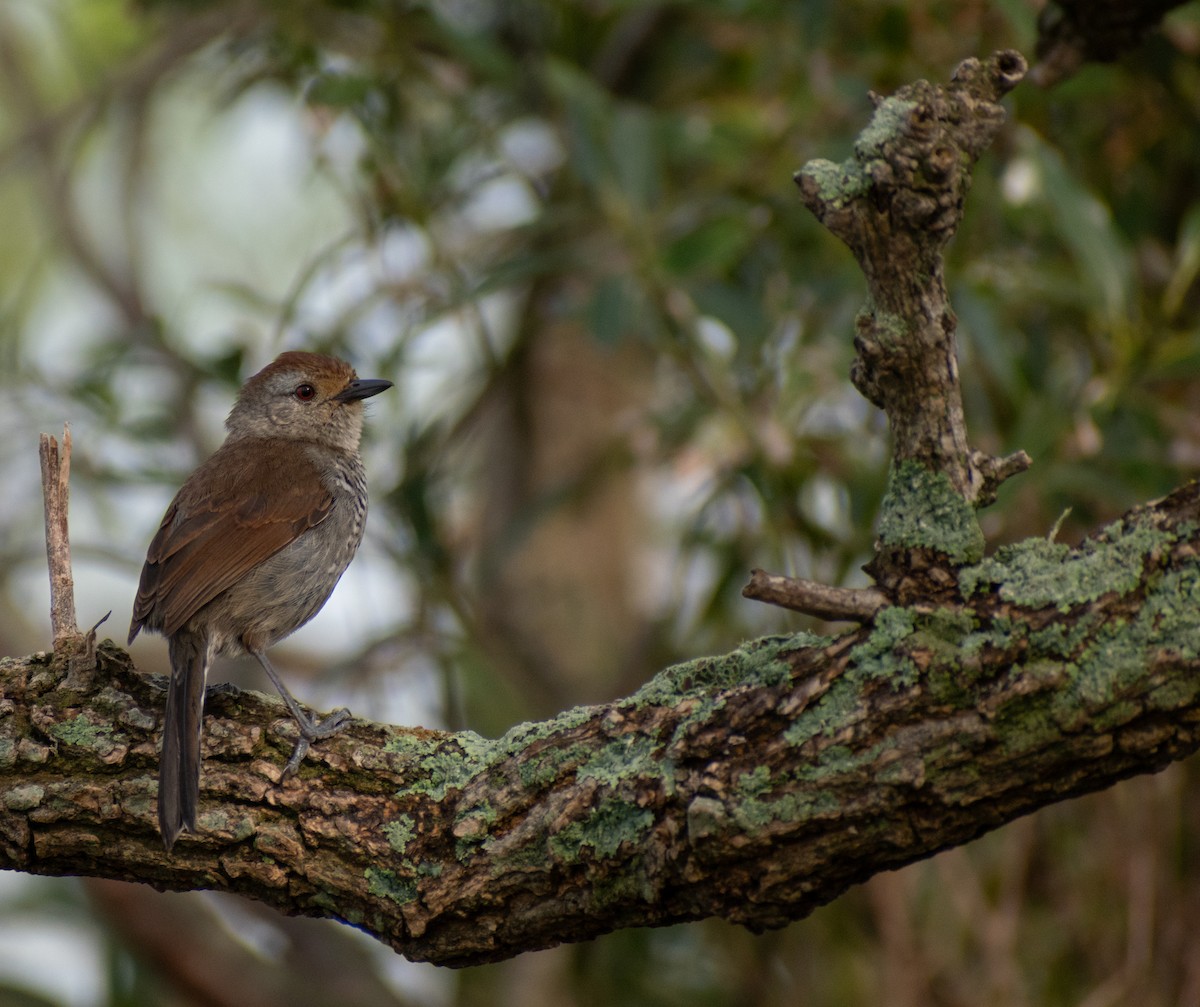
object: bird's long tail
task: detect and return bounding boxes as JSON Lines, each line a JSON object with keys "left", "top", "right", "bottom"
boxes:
{"left": 159, "top": 632, "right": 207, "bottom": 852}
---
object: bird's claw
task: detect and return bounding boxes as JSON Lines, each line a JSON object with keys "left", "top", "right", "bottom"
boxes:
{"left": 300, "top": 706, "right": 352, "bottom": 741}
{"left": 281, "top": 737, "right": 311, "bottom": 780}
{"left": 278, "top": 707, "right": 352, "bottom": 780}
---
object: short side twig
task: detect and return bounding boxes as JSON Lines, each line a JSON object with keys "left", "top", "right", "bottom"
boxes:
{"left": 742, "top": 569, "right": 888, "bottom": 622}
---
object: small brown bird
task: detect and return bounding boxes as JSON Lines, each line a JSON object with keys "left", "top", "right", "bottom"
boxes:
{"left": 128, "top": 351, "right": 392, "bottom": 851}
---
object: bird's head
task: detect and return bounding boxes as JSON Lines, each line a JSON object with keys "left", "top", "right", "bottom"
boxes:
{"left": 225, "top": 351, "right": 392, "bottom": 451}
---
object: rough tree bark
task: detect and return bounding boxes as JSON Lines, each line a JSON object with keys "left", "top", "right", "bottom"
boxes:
{"left": 8, "top": 50, "right": 1197, "bottom": 969}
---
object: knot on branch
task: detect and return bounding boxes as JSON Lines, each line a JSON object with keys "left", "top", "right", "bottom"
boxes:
{"left": 848, "top": 306, "right": 956, "bottom": 414}
{"left": 950, "top": 49, "right": 1028, "bottom": 107}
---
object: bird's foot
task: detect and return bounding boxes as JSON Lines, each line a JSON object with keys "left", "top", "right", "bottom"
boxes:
{"left": 279, "top": 707, "right": 352, "bottom": 780}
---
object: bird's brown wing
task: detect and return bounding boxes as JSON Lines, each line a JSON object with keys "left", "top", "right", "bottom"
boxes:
{"left": 129, "top": 439, "right": 333, "bottom": 641}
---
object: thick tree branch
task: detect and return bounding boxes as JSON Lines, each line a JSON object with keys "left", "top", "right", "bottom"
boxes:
{"left": 5, "top": 479, "right": 1200, "bottom": 966}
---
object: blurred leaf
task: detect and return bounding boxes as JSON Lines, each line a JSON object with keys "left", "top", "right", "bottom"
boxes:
{"left": 543, "top": 56, "right": 613, "bottom": 192}
{"left": 611, "top": 103, "right": 662, "bottom": 213}
{"left": 1019, "top": 126, "right": 1135, "bottom": 330}
{"left": 664, "top": 216, "right": 751, "bottom": 276}
{"left": 1164, "top": 201, "right": 1200, "bottom": 318}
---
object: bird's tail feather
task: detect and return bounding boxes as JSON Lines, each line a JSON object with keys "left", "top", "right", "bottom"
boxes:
{"left": 159, "top": 633, "right": 207, "bottom": 852}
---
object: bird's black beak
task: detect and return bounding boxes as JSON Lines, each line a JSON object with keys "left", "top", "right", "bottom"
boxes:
{"left": 334, "top": 378, "right": 393, "bottom": 403}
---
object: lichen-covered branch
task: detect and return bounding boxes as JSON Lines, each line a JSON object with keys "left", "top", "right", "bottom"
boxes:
{"left": 749, "top": 53, "right": 1034, "bottom": 614}
{"left": 795, "top": 50, "right": 1030, "bottom": 522}
{"left": 5, "top": 478, "right": 1200, "bottom": 966}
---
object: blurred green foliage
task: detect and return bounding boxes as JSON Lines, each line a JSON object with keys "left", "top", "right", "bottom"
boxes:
{"left": 2, "top": 0, "right": 1200, "bottom": 1004}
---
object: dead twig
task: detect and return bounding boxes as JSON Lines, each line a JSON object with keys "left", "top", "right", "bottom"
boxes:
{"left": 39, "top": 425, "right": 103, "bottom": 679}
{"left": 742, "top": 569, "right": 888, "bottom": 622}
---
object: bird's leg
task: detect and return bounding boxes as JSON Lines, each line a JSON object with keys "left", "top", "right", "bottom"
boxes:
{"left": 251, "top": 650, "right": 351, "bottom": 778}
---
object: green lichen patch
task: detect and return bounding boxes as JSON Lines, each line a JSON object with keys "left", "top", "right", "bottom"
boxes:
{"left": 591, "top": 855, "right": 655, "bottom": 906}
{"left": 365, "top": 867, "right": 418, "bottom": 906}
{"left": 1064, "top": 562, "right": 1200, "bottom": 715}
{"left": 959, "top": 519, "right": 1168, "bottom": 610}
{"left": 785, "top": 602, "right": 982, "bottom": 749}
{"left": 784, "top": 675, "right": 862, "bottom": 748}
{"left": 548, "top": 798, "right": 654, "bottom": 861}
{"left": 516, "top": 741, "right": 590, "bottom": 790}
{"left": 577, "top": 734, "right": 667, "bottom": 790}
{"left": 961, "top": 614, "right": 1025, "bottom": 657}
{"left": 1147, "top": 677, "right": 1197, "bottom": 713}
{"left": 850, "top": 605, "right": 919, "bottom": 686}
{"left": 856, "top": 97, "right": 920, "bottom": 158}
{"left": 987, "top": 555, "right": 1200, "bottom": 746}
{"left": 383, "top": 815, "right": 416, "bottom": 853}
{"left": 631, "top": 633, "right": 815, "bottom": 706}
{"left": 381, "top": 729, "right": 440, "bottom": 757}
{"left": 49, "top": 714, "right": 114, "bottom": 750}
{"left": 734, "top": 764, "right": 771, "bottom": 799}
{"left": 1073, "top": 621, "right": 1141, "bottom": 705}
{"left": 794, "top": 743, "right": 869, "bottom": 783}
{"left": 788, "top": 552, "right": 1200, "bottom": 766}
{"left": 402, "top": 731, "right": 495, "bottom": 801}
{"left": 797, "top": 98, "right": 917, "bottom": 210}
{"left": 991, "top": 703, "right": 1057, "bottom": 757}
{"left": 877, "top": 460, "right": 985, "bottom": 564}
{"left": 732, "top": 776, "right": 841, "bottom": 831}
{"left": 1138, "top": 565, "right": 1200, "bottom": 662}
{"left": 798, "top": 158, "right": 869, "bottom": 208}
{"left": 635, "top": 633, "right": 828, "bottom": 758}
{"left": 916, "top": 608, "right": 979, "bottom": 645}
{"left": 1027, "top": 614, "right": 1100, "bottom": 660}
{"left": 753, "top": 743, "right": 892, "bottom": 824}
{"left": 453, "top": 802, "right": 498, "bottom": 843}
{"left": 496, "top": 705, "right": 598, "bottom": 755}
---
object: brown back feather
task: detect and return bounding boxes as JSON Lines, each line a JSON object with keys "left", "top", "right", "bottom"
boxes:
{"left": 129, "top": 438, "right": 332, "bottom": 642}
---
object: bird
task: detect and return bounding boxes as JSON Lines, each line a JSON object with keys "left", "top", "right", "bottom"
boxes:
{"left": 128, "top": 351, "right": 392, "bottom": 851}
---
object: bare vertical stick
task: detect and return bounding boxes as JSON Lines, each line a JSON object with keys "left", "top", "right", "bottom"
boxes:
{"left": 40, "top": 425, "right": 79, "bottom": 648}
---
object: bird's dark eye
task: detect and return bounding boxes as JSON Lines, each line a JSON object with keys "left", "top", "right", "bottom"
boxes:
{"left": 294, "top": 383, "right": 317, "bottom": 402}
